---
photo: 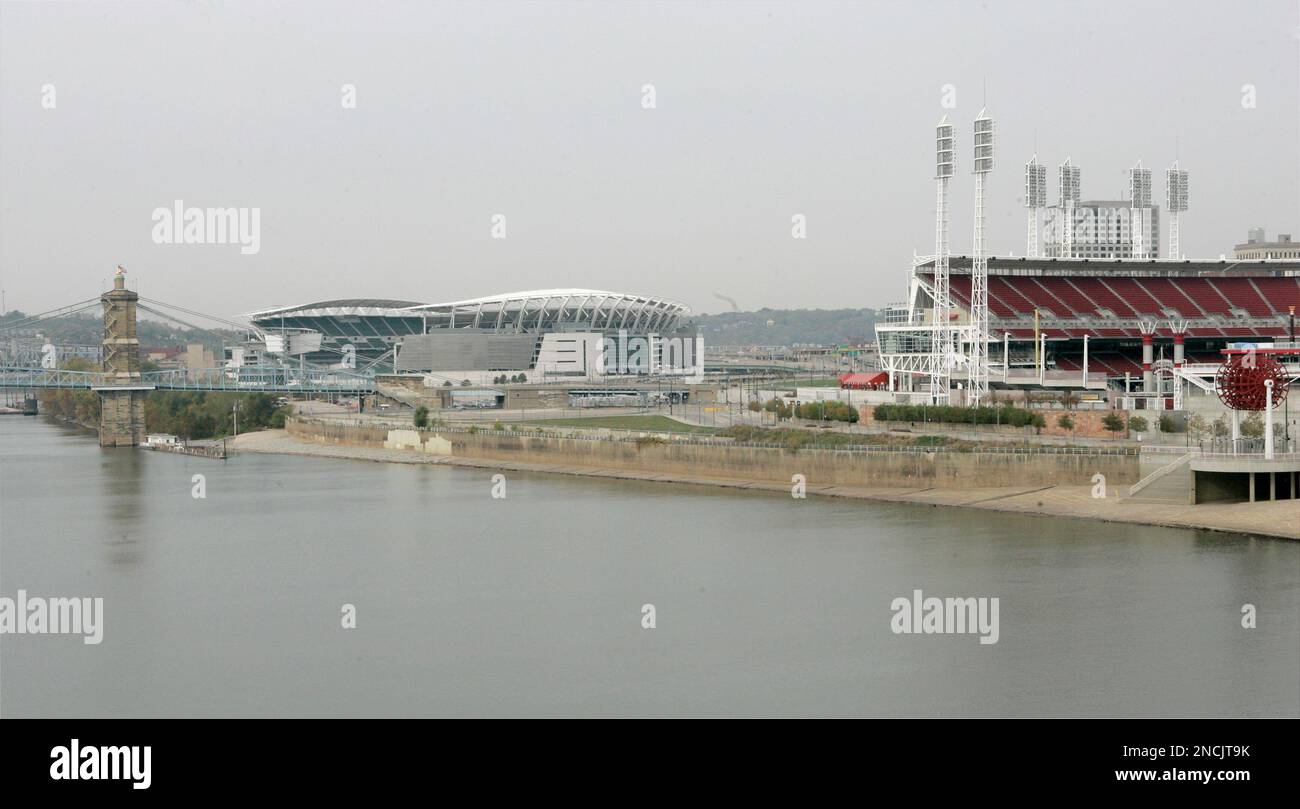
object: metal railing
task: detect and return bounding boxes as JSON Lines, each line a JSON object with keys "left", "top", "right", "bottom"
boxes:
{"left": 1128, "top": 452, "right": 1194, "bottom": 496}
{"left": 0, "top": 364, "right": 377, "bottom": 393}
{"left": 0, "top": 366, "right": 109, "bottom": 388}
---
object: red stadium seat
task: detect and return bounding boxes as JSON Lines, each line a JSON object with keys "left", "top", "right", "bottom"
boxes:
{"left": 1018, "top": 278, "right": 1072, "bottom": 315}
{"left": 1174, "top": 278, "right": 1233, "bottom": 315}
{"left": 1093, "top": 277, "right": 1161, "bottom": 315}
{"left": 989, "top": 277, "right": 1038, "bottom": 316}
{"left": 1209, "top": 278, "right": 1274, "bottom": 316}
{"left": 1255, "top": 277, "right": 1300, "bottom": 312}
{"left": 1138, "top": 277, "right": 1205, "bottom": 316}
{"left": 1063, "top": 278, "right": 1133, "bottom": 316}
{"left": 949, "top": 275, "right": 972, "bottom": 307}
{"left": 1035, "top": 277, "right": 1095, "bottom": 316}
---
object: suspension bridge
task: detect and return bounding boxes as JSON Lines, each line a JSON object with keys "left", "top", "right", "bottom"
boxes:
{"left": 0, "top": 269, "right": 376, "bottom": 445}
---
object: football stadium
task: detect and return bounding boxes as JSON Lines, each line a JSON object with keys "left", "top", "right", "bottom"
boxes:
{"left": 244, "top": 289, "right": 703, "bottom": 382}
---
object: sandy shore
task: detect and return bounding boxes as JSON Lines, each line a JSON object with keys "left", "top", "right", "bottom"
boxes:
{"left": 226, "top": 429, "right": 1298, "bottom": 540}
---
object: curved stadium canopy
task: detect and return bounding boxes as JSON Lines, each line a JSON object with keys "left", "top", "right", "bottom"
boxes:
{"left": 245, "top": 289, "right": 692, "bottom": 334}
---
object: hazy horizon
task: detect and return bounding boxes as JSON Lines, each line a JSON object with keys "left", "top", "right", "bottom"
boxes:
{"left": 2, "top": 0, "right": 1297, "bottom": 320}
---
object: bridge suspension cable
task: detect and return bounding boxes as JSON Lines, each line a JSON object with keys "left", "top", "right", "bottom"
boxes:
{"left": 136, "top": 304, "right": 249, "bottom": 347}
{"left": 137, "top": 297, "right": 258, "bottom": 336}
{"left": 0, "top": 298, "right": 101, "bottom": 333}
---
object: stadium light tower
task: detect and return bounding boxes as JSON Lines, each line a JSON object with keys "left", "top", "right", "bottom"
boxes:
{"left": 1166, "top": 161, "right": 1189, "bottom": 259}
{"left": 970, "top": 109, "right": 995, "bottom": 404}
{"left": 930, "top": 117, "right": 957, "bottom": 405}
{"left": 1025, "top": 156, "right": 1047, "bottom": 257}
{"left": 1129, "top": 161, "right": 1152, "bottom": 260}
{"left": 1059, "top": 158, "right": 1081, "bottom": 258}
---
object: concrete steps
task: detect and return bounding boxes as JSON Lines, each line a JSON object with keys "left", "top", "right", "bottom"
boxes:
{"left": 1127, "top": 452, "right": 1193, "bottom": 504}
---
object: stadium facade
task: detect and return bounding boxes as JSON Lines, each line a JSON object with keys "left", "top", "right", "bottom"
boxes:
{"left": 244, "top": 289, "right": 703, "bottom": 383}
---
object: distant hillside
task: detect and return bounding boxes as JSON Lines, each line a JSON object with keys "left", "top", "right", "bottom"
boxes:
{"left": 690, "top": 308, "right": 878, "bottom": 347}
{"left": 0, "top": 311, "right": 233, "bottom": 350}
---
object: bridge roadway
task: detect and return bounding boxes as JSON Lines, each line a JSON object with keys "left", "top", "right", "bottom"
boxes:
{"left": 0, "top": 365, "right": 377, "bottom": 394}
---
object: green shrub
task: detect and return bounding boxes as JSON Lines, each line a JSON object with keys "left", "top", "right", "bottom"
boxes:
{"left": 1057, "top": 414, "right": 1074, "bottom": 430}
{"left": 1102, "top": 413, "right": 1125, "bottom": 434}
{"left": 414, "top": 405, "right": 429, "bottom": 428}
{"left": 763, "top": 398, "right": 792, "bottom": 420}
{"left": 795, "top": 400, "right": 859, "bottom": 423}
{"left": 873, "top": 402, "right": 1039, "bottom": 428}
{"left": 1127, "top": 415, "right": 1148, "bottom": 433}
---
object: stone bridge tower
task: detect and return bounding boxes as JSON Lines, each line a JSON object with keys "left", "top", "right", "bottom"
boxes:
{"left": 96, "top": 267, "right": 148, "bottom": 446}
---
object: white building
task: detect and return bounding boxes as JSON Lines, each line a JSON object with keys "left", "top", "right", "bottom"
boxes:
{"left": 1044, "top": 200, "right": 1160, "bottom": 259}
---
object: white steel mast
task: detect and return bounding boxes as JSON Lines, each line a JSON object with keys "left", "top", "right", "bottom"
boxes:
{"left": 970, "top": 109, "right": 995, "bottom": 404}
{"left": 931, "top": 117, "right": 956, "bottom": 404}
{"left": 1166, "top": 161, "right": 1188, "bottom": 259}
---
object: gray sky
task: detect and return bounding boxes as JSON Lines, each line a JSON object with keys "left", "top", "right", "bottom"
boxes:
{"left": 2, "top": 0, "right": 1297, "bottom": 320}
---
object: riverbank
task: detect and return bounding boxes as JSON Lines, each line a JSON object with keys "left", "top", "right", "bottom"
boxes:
{"left": 227, "top": 429, "right": 1298, "bottom": 540}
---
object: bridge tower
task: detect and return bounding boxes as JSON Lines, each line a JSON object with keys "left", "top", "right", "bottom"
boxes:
{"left": 95, "top": 267, "right": 148, "bottom": 446}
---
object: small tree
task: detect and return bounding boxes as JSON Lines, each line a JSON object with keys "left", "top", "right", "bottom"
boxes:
{"left": 1187, "top": 413, "right": 1208, "bottom": 439}
{"left": 1060, "top": 391, "right": 1080, "bottom": 411}
{"left": 1128, "top": 415, "right": 1148, "bottom": 433}
{"left": 413, "top": 405, "right": 429, "bottom": 428}
{"left": 1210, "top": 414, "right": 1229, "bottom": 438}
{"left": 1057, "top": 414, "right": 1074, "bottom": 431}
{"left": 1102, "top": 412, "right": 1125, "bottom": 436}
{"left": 1240, "top": 412, "right": 1265, "bottom": 439}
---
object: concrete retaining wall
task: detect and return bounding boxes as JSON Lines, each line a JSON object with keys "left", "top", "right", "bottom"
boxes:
{"left": 287, "top": 418, "right": 1139, "bottom": 489}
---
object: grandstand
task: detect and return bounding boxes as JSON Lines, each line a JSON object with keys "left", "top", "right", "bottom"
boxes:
{"left": 877, "top": 256, "right": 1300, "bottom": 392}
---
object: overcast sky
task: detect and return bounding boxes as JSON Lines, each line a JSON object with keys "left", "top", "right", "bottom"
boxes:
{"left": 2, "top": 0, "right": 1297, "bottom": 321}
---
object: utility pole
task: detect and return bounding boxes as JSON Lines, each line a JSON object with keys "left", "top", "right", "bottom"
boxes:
{"left": 233, "top": 400, "right": 240, "bottom": 437}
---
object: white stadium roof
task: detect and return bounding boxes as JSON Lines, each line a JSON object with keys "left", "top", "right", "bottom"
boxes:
{"left": 245, "top": 289, "right": 692, "bottom": 333}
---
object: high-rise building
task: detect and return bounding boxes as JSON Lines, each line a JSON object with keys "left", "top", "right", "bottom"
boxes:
{"left": 1043, "top": 200, "right": 1160, "bottom": 259}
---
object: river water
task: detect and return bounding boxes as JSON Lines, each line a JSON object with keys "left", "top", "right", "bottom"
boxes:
{"left": 1, "top": 416, "right": 1296, "bottom": 717}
